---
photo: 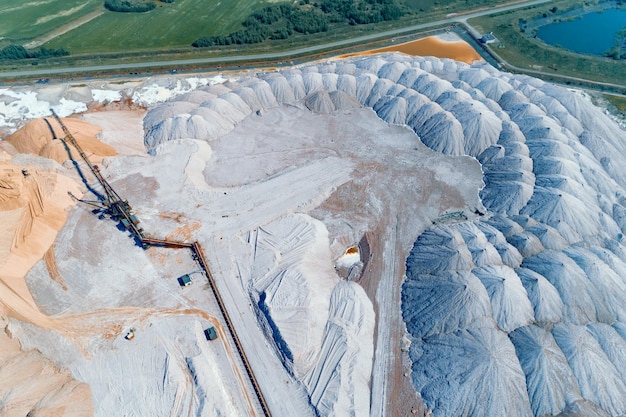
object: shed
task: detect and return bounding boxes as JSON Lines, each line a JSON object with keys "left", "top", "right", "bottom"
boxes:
{"left": 178, "top": 274, "right": 192, "bottom": 287}
{"left": 204, "top": 326, "right": 218, "bottom": 341}
{"left": 481, "top": 32, "right": 498, "bottom": 44}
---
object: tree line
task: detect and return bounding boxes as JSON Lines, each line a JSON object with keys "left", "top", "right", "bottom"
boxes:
{"left": 193, "top": 0, "right": 403, "bottom": 48}
{"left": 104, "top": 0, "right": 174, "bottom": 13}
{"left": 0, "top": 44, "right": 69, "bottom": 61}
{"left": 318, "top": 0, "right": 402, "bottom": 25}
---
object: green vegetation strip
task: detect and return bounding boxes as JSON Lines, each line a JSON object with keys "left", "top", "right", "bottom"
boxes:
{"left": 605, "top": 94, "right": 626, "bottom": 113}
{"left": 192, "top": 1, "right": 403, "bottom": 47}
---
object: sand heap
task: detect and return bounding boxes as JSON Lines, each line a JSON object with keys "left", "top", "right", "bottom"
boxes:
{"left": 0, "top": 150, "right": 92, "bottom": 417}
{"left": 0, "top": 116, "right": 117, "bottom": 417}
{"left": 0, "top": 315, "right": 93, "bottom": 417}
{"left": 4, "top": 117, "right": 116, "bottom": 164}
{"left": 0, "top": 116, "right": 116, "bottom": 293}
{"left": 0, "top": 157, "right": 80, "bottom": 312}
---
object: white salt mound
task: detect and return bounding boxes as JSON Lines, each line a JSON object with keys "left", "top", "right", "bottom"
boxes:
{"left": 145, "top": 53, "right": 626, "bottom": 417}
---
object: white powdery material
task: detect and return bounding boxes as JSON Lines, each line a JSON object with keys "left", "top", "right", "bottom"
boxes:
{"left": 552, "top": 324, "right": 626, "bottom": 416}
{"left": 509, "top": 325, "right": 580, "bottom": 417}
{"left": 132, "top": 75, "right": 228, "bottom": 106}
{"left": 334, "top": 251, "right": 359, "bottom": 270}
{"left": 186, "top": 322, "right": 244, "bottom": 417}
{"left": 455, "top": 222, "right": 503, "bottom": 267}
{"left": 405, "top": 226, "right": 474, "bottom": 275}
{"left": 564, "top": 246, "right": 626, "bottom": 321}
{"left": 472, "top": 265, "right": 535, "bottom": 332}
{"left": 515, "top": 267, "right": 564, "bottom": 324}
{"left": 0, "top": 74, "right": 232, "bottom": 133}
{"left": 245, "top": 213, "right": 374, "bottom": 417}
{"left": 0, "top": 89, "right": 54, "bottom": 127}
{"left": 0, "top": 89, "right": 87, "bottom": 129}
{"left": 586, "top": 323, "right": 626, "bottom": 384}
{"left": 249, "top": 214, "right": 338, "bottom": 377}
{"left": 53, "top": 97, "right": 87, "bottom": 117}
{"left": 402, "top": 270, "right": 492, "bottom": 339}
{"left": 304, "top": 281, "right": 374, "bottom": 417}
{"left": 521, "top": 251, "right": 615, "bottom": 325}
{"left": 91, "top": 89, "right": 122, "bottom": 103}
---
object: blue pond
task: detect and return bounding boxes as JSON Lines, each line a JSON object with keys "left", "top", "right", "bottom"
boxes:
{"left": 536, "top": 8, "right": 626, "bottom": 55}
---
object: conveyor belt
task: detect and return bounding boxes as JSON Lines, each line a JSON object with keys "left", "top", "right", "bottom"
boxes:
{"left": 191, "top": 242, "right": 272, "bottom": 417}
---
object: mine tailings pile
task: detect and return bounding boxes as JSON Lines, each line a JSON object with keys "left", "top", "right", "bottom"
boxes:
{"left": 50, "top": 110, "right": 272, "bottom": 417}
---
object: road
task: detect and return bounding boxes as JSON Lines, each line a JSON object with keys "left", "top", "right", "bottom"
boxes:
{"left": 0, "top": 0, "right": 551, "bottom": 79}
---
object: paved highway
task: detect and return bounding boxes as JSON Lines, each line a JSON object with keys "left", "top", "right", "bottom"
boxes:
{"left": 0, "top": 0, "right": 551, "bottom": 79}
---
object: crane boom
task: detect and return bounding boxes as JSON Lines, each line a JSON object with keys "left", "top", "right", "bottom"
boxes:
{"left": 50, "top": 110, "right": 145, "bottom": 240}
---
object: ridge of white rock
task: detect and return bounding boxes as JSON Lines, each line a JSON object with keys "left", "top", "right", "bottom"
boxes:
{"left": 304, "top": 281, "right": 374, "bottom": 417}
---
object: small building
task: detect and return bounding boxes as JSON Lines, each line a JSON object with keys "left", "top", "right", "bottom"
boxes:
{"left": 204, "top": 326, "right": 218, "bottom": 341}
{"left": 125, "top": 329, "right": 135, "bottom": 340}
{"left": 178, "top": 274, "right": 192, "bottom": 287}
{"left": 481, "top": 32, "right": 498, "bottom": 44}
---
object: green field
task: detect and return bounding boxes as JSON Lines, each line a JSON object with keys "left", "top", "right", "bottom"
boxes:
{"left": 0, "top": 0, "right": 101, "bottom": 43}
{"left": 44, "top": 0, "right": 274, "bottom": 53}
{"left": 3, "top": 0, "right": 508, "bottom": 56}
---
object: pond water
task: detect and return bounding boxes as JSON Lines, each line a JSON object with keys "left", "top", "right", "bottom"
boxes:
{"left": 536, "top": 8, "right": 626, "bottom": 55}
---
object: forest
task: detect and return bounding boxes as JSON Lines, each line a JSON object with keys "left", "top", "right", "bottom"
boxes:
{"left": 193, "top": 0, "right": 403, "bottom": 47}
{"left": 104, "top": 0, "right": 174, "bottom": 13}
{"left": 0, "top": 45, "right": 69, "bottom": 61}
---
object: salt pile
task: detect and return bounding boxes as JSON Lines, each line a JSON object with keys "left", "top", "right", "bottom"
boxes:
{"left": 2, "top": 50, "right": 626, "bottom": 417}
{"left": 142, "top": 53, "right": 626, "bottom": 416}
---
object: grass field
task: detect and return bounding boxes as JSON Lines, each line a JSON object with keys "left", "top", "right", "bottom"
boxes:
{"left": 0, "top": 0, "right": 101, "bottom": 43}
{"left": 21, "top": 0, "right": 506, "bottom": 55}
{"left": 469, "top": 0, "right": 626, "bottom": 88}
{"left": 44, "top": 0, "right": 272, "bottom": 53}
